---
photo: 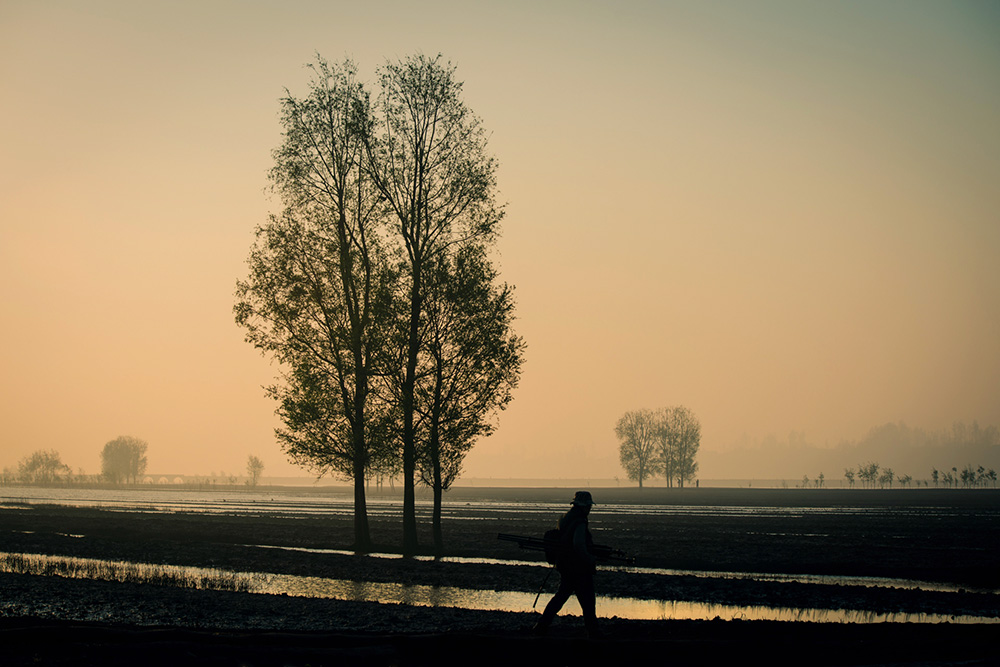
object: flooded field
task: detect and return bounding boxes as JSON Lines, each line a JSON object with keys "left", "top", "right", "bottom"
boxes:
{"left": 2, "top": 485, "right": 998, "bottom": 665}
{"left": 4, "top": 484, "right": 992, "bottom": 523}
{"left": 2, "top": 550, "right": 996, "bottom": 625}
{"left": 2, "top": 486, "right": 998, "bottom": 621}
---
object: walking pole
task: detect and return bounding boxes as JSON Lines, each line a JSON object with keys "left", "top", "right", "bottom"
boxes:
{"left": 532, "top": 568, "right": 553, "bottom": 610}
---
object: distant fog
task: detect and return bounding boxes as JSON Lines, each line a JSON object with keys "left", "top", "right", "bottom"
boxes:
{"left": 700, "top": 422, "right": 1000, "bottom": 481}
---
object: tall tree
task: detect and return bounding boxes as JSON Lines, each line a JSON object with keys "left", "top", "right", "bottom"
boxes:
{"left": 616, "top": 410, "right": 658, "bottom": 488}
{"left": 416, "top": 244, "right": 525, "bottom": 551}
{"left": 657, "top": 406, "right": 701, "bottom": 488}
{"left": 366, "top": 54, "right": 503, "bottom": 553}
{"left": 235, "top": 57, "right": 394, "bottom": 551}
{"left": 100, "top": 436, "right": 148, "bottom": 485}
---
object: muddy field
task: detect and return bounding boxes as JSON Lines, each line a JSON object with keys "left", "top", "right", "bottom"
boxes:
{"left": 1, "top": 486, "right": 998, "bottom": 666}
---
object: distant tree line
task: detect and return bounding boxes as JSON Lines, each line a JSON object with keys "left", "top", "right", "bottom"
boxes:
{"left": 931, "top": 465, "right": 997, "bottom": 489}
{"left": 4, "top": 437, "right": 148, "bottom": 486}
{"left": 842, "top": 463, "right": 910, "bottom": 489}
{"left": 234, "top": 53, "right": 524, "bottom": 553}
{"left": 616, "top": 406, "right": 701, "bottom": 488}
{"left": 2, "top": 441, "right": 274, "bottom": 488}
{"left": 10, "top": 450, "right": 72, "bottom": 484}
{"left": 726, "top": 420, "right": 1000, "bottom": 485}
{"left": 799, "top": 472, "right": 826, "bottom": 488}
{"left": 837, "top": 462, "right": 996, "bottom": 489}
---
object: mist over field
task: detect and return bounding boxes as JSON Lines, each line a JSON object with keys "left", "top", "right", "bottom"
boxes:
{"left": 459, "top": 422, "right": 1000, "bottom": 483}
{"left": 3, "top": 2, "right": 999, "bottom": 485}
{"left": 699, "top": 439, "right": 1000, "bottom": 482}
{"left": 3, "top": 6, "right": 1000, "bottom": 666}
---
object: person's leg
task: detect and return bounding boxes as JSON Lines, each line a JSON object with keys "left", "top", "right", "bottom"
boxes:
{"left": 536, "top": 574, "right": 574, "bottom": 631}
{"left": 575, "top": 573, "right": 599, "bottom": 636}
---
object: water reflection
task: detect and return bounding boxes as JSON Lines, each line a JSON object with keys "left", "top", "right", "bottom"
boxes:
{"left": 263, "top": 574, "right": 998, "bottom": 624}
{"left": 2, "top": 551, "right": 996, "bottom": 625}
{"left": 247, "top": 543, "right": 996, "bottom": 595}
{"left": 0, "top": 551, "right": 260, "bottom": 592}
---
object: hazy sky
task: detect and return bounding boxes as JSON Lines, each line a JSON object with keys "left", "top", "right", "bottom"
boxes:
{"left": 2, "top": 1, "right": 998, "bottom": 480}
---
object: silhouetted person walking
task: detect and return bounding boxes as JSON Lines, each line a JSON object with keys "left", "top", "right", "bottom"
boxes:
{"left": 533, "top": 491, "right": 601, "bottom": 638}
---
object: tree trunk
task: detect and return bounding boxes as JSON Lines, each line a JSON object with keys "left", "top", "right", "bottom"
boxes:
{"left": 430, "top": 368, "right": 444, "bottom": 553}
{"left": 353, "top": 452, "right": 371, "bottom": 551}
{"left": 352, "top": 371, "right": 371, "bottom": 551}
{"left": 401, "top": 264, "right": 422, "bottom": 555}
{"left": 432, "top": 483, "right": 443, "bottom": 552}
{"left": 337, "top": 202, "right": 372, "bottom": 553}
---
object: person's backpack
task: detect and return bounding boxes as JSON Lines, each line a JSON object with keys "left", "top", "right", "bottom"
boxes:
{"left": 543, "top": 528, "right": 561, "bottom": 565}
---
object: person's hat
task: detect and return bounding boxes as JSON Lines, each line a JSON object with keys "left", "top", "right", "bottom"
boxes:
{"left": 571, "top": 491, "right": 595, "bottom": 507}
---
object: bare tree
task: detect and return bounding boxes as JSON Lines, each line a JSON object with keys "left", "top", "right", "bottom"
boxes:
{"left": 247, "top": 455, "right": 265, "bottom": 487}
{"left": 101, "top": 436, "right": 148, "bottom": 485}
{"left": 656, "top": 406, "right": 701, "bottom": 488}
{"left": 616, "top": 410, "right": 658, "bottom": 488}
{"left": 365, "top": 54, "right": 503, "bottom": 553}
{"left": 18, "top": 450, "right": 71, "bottom": 484}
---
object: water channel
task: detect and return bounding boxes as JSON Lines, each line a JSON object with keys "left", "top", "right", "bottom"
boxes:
{"left": 251, "top": 543, "right": 1000, "bottom": 595}
{"left": 2, "top": 551, "right": 997, "bottom": 625}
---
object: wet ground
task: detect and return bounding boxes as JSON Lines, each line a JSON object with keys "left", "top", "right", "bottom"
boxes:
{"left": 1, "top": 486, "right": 998, "bottom": 665}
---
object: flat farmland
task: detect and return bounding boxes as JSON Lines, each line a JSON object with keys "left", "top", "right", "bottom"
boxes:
{"left": 1, "top": 487, "right": 997, "bottom": 666}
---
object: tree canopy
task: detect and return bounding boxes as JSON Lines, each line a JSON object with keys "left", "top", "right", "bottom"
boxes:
{"left": 236, "top": 53, "right": 519, "bottom": 553}
{"left": 236, "top": 57, "right": 396, "bottom": 550}
{"left": 616, "top": 409, "right": 659, "bottom": 488}
{"left": 100, "top": 436, "right": 148, "bottom": 485}
{"left": 17, "top": 449, "right": 71, "bottom": 484}
{"left": 617, "top": 406, "right": 701, "bottom": 488}
{"left": 415, "top": 243, "right": 524, "bottom": 549}
{"left": 366, "top": 53, "right": 504, "bottom": 553}
{"left": 657, "top": 406, "right": 701, "bottom": 488}
{"left": 247, "top": 455, "right": 265, "bottom": 487}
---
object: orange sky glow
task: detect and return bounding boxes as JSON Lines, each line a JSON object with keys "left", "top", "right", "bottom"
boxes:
{"left": 2, "top": 1, "right": 998, "bottom": 481}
